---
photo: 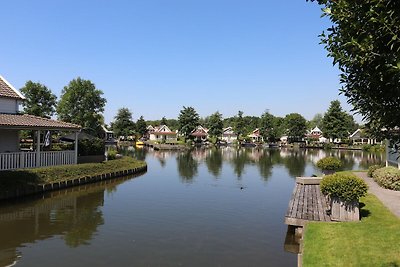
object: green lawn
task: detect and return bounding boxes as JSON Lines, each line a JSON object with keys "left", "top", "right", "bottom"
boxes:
{"left": 0, "top": 157, "right": 146, "bottom": 192}
{"left": 303, "top": 194, "right": 400, "bottom": 267}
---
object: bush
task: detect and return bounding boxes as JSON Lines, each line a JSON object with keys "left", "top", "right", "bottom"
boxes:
{"left": 316, "top": 157, "right": 342, "bottom": 171}
{"left": 107, "top": 150, "right": 117, "bottom": 160}
{"left": 372, "top": 167, "right": 400, "bottom": 191}
{"left": 320, "top": 172, "right": 368, "bottom": 202}
{"left": 367, "top": 164, "right": 384, "bottom": 178}
{"left": 323, "top": 143, "right": 334, "bottom": 150}
{"left": 78, "top": 138, "right": 105, "bottom": 156}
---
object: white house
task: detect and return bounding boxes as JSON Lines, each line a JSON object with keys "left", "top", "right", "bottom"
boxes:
{"left": 190, "top": 125, "right": 209, "bottom": 142}
{"left": 221, "top": 126, "right": 237, "bottom": 144}
{"left": 248, "top": 128, "right": 263, "bottom": 143}
{"left": 349, "top": 128, "right": 380, "bottom": 145}
{"left": 306, "top": 126, "right": 327, "bottom": 143}
{"left": 149, "top": 125, "right": 177, "bottom": 142}
{"left": 0, "top": 75, "right": 81, "bottom": 170}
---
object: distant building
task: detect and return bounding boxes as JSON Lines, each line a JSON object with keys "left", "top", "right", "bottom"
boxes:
{"left": 149, "top": 125, "right": 177, "bottom": 142}
{"left": 221, "top": 127, "right": 237, "bottom": 144}
{"left": 248, "top": 128, "right": 263, "bottom": 143}
{"left": 349, "top": 128, "right": 380, "bottom": 145}
{"left": 306, "top": 126, "right": 327, "bottom": 143}
{"left": 190, "top": 126, "right": 209, "bottom": 142}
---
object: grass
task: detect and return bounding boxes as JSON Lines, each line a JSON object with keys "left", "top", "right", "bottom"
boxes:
{"left": 303, "top": 194, "right": 400, "bottom": 267}
{"left": 0, "top": 157, "right": 146, "bottom": 192}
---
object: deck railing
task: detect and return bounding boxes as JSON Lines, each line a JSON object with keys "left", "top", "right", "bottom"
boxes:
{"left": 0, "top": 151, "right": 76, "bottom": 171}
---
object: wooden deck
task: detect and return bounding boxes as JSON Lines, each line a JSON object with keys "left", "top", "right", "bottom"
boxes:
{"left": 285, "top": 178, "right": 332, "bottom": 227}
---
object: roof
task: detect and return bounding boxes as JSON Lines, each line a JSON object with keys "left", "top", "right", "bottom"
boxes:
{"left": 311, "top": 126, "right": 322, "bottom": 133}
{"left": 0, "top": 114, "right": 81, "bottom": 130}
{"left": 0, "top": 75, "right": 25, "bottom": 100}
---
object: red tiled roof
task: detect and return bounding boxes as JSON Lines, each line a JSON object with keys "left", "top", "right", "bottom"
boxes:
{"left": 0, "top": 76, "right": 25, "bottom": 100}
{"left": 0, "top": 114, "right": 81, "bottom": 130}
{"left": 153, "top": 131, "right": 176, "bottom": 135}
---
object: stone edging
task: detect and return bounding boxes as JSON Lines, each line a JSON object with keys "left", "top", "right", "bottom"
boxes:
{"left": 0, "top": 165, "right": 147, "bottom": 201}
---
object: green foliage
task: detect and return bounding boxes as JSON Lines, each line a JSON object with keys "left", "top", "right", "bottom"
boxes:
{"left": 207, "top": 111, "right": 223, "bottom": 140}
{"left": 178, "top": 106, "right": 200, "bottom": 140}
{"left": 323, "top": 143, "right": 333, "bottom": 150}
{"left": 107, "top": 149, "right": 117, "bottom": 160}
{"left": 78, "top": 138, "right": 104, "bottom": 156}
{"left": 322, "top": 100, "right": 354, "bottom": 140}
{"left": 307, "top": 113, "right": 324, "bottom": 130}
{"left": 372, "top": 167, "right": 400, "bottom": 191}
{"left": 320, "top": 172, "right": 368, "bottom": 202}
{"left": 367, "top": 164, "right": 384, "bottom": 178}
{"left": 111, "top": 108, "right": 135, "bottom": 138}
{"left": 57, "top": 77, "right": 106, "bottom": 136}
{"left": 316, "top": 156, "right": 342, "bottom": 170}
{"left": 259, "top": 110, "right": 274, "bottom": 142}
{"left": 20, "top": 81, "right": 57, "bottom": 118}
{"left": 160, "top": 116, "right": 168, "bottom": 126}
{"left": 233, "top": 110, "right": 246, "bottom": 139}
{"left": 136, "top": 116, "right": 147, "bottom": 137}
{"left": 310, "top": 0, "right": 400, "bottom": 143}
{"left": 362, "top": 144, "right": 385, "bottom": 153}
{"left": 284, "top": 113, "right": 307, "bottom": 142}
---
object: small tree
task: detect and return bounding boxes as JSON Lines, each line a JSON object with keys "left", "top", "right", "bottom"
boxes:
{"left": 322, "top": 100, "right": 352, "bottom": 141}
{"left": 161, "top": 116, "right": 168, "bottom": 126}
{"left": 208, "top": 111, "right": 223, "bottom": 142}
{"left": 20, "top": 81, "right": 57, "bottom": 118}
{"left": 234, "top": 111, "right": 246, "bottom": 140}
{"left": 260, "top": 110, "right": 274, "bottom": 142}
{"left": 178, "top": 106, "right": 200, "bottom": 141}
{"left": 284, "top": 113, "right": 307, "bottom": 142}
{"left": 112, "top": 108, "right": 135, "bottom": 138}
{"left": 136, "top": 116, "right": 147, "bottom": 138}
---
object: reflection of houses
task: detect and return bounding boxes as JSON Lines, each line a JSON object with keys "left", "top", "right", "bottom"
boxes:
{"left": 191, "top": 126, "right": 209, "bottom": 142}
{"left": 0, "top": 75, "right": 81, "bottom": 170}
{"left": 221, "top": 127, "right": 237, "bottom": 144}
{"left": 149, "top": 125, "right": 177, "bottom": 142}
{"left": 349, "top": 129, "right": 380, "bottom": 145}
{"left": 248, "top": 129, "right": 263, "bottom": 143}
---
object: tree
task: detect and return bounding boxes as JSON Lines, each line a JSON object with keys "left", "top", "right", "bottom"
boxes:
{"left": 309, "top": 0, "right": 400, "bottom": 141}
{"left": 136, "top": 116, "right": 147, "bottom": 138}
{"left": 112, "top": 108, "right": 135, "bottom": 138}
{"left": 207, "top": 111, "right": 223, "bottom": 142}
{"left": 321, "top": 100, "right": 352, "bottom": 140}
{"left": 260, "top": 110, "right": 274, "bottom": 142}
{"left": 20, "top": 81, "right": 57, "bottom": 118}
{"left": 233, "top": 111, "right": 246, "bottom": 140}
{"left": 307, "top": 113, "right": 324, "bottom": 130}
{"left": 284, "top": 113, "right": 307, "bottom": 142}
{"left": 57, "top": 77, "right": 106, "bottom": 135}
{"left": 178, "top": 106, "right": 199, "bottom": 141}
{"left": 161, "top": 116, "right": 167, "bottom": 125}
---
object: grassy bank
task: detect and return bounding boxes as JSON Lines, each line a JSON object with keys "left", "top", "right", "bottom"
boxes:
{"left": 303, "top": 194, "right": 400, "bottom": 267}
{"left": 0, "top": 157, "right": 146, "bottom": 192}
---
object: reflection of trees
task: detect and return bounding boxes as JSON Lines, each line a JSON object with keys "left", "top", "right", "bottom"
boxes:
{"left": 176, "top": 152, "right": 198, "bottom": 182}
{"left": 282, "top": 150, "right": 306, "bottom": 177}
{"left": 205, "top": 148, "right": 223, "bottom": 178}
{"left": 230, "top": 149, "right": 254, "bottom": 179}
{"left": 257, "top": 150, "right": 281, "bottom": 181}
{"left": 118, "top": 146, "right": 148, "bottom": 161}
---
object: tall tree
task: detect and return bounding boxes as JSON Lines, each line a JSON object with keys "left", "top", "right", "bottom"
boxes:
{"left": 307, "top": 113, "right": 324, "bottom": 129}
{"left": 233, "top": 111, "right": 246, "bottom": 140}
{"left": 57, "top": 77, "right": 106, "bottom": 135}
{"left": 260, "top": 110, "right": 274, "bottom": 142}
{"left": 322, "top": 100, "right": 352, "bottom": 140}
{"left": 207, "top": 111, "right": 223, "bottom": 141}
{"left": 309, "top": 0, "right": 400, "bottom": 141}
{"left": 284, "top": 113, "right": 307, "bottom": 142}
{"left": 161, "top": 116, "right": 167, "bottom": 126}
{"left": 112, "top": 108, "right": 135, "bottom": 138}
{"left": 178, "top": 106, "right": 200, "bottom": 141}
{"left": 136, "top": 116, "right": 147, "bottom": 138}
{"left": 20, "top": 81, "right": 57, "bottom": 118}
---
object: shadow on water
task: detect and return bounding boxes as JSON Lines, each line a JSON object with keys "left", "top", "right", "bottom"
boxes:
{"left": 0, "top": 174, "right": 142, "bottom": 267}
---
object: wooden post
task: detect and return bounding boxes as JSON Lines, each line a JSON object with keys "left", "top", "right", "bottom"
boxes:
{"left": 36, "top": 130, "right": 41, "bottom": 167}
{"left": 385, "top": 139, "right": 389, "bottom": 167}
{"left": 74, "top": 131, "right": 79, "bottom": 164}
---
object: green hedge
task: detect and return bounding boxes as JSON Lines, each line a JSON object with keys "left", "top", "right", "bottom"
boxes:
{"left": 320, "top": 172, "right": 368, "bottom": 202}
{"left": 367, "top": 164, "right": 384, "bottom": 178}
{"left": 316, "top": 157, "right": 342, "bottom": 171}
{"left": 372, "top": 167, "right": 400, "bottom": 191}
{"left": 78, "top": 138, "right": 105, "bottom": 156}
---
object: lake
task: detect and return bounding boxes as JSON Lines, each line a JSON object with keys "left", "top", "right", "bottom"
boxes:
{"left": 0, "top": 147, "right": 383, "bottom": 267}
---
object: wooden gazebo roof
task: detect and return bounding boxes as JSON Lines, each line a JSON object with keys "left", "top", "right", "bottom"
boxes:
{"left": 0, "top": 114, "right": 81, "bottom": 131}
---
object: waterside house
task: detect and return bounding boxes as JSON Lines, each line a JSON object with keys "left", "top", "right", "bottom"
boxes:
{"left": 0, "top": 75, "right": 81, "bottom": 170}
{"left": 221, "top": 127, "right": 237, "bottom": 144}
{"left": 149, "top": 125, "right": 177, "bottom": 143}
{"left": 190, "top": 126, "right": 209, "bottom": 143}
{"left": 248, "top": 128, "right": 263, "bottom": 143}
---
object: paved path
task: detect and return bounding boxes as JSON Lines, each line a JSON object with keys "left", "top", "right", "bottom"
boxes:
{"left": 354, "top": 172, "right": 400, "bottom": 218}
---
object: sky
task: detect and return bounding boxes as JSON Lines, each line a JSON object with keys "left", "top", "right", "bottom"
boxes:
{"left": 0, "top": 0, "right": 358, "bottom": 124}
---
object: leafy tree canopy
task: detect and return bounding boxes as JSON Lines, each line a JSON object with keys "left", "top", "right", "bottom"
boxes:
{"left": 178, "top": 106, "right": 200, "bottom": 140}
{"left": 322, "top": 100, "right": 353, "bottom": 140}
{"left": 233, "top": 111, "right": 246, "bottom": 139}
{"left": 112, "top": 108, "right": 135, "bottom": 138}
{"left": 207, "top": 111, "right": 224, "bottom": 140}
{"left": 20, "top": 81, "right": 57, "bottom": 118}
{"left": 260, "top": 110, "right": 274, "bottom": 141}
{"left": 136, "top": 116, "right": 147, "bottom": 138}
{"left": 57, "top": 77, "right": 106, "bottom": 136}
{"left": 309, "top": 0, "right": 400, "bottom": 141}
{"left": 284, "top": 113, "right": 307, "bottom": 142}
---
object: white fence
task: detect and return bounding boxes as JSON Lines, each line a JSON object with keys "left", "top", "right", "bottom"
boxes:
{"left": 0, "top": 151, "right": 76, "bottom": 171}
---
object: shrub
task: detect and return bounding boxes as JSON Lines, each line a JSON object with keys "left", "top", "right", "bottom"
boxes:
{"left": 367, "top": 164, "right": 384, "bottom": 178}
{"left": 323, "top": 143, "right": 333, "bottom": 150}
{"left": 320, "top": 172, "right": 368, "bottom": 202}
{"left": 107, "top": 150, "right": 117, "bottom": 160}
{"left": 78, "top": 138, "right": 105, "bottom": 156}
{"left": 372, "top": 167, "right": 400, "bottom": 191}
{"left": 316, "top": 157, "right": 342, "bottom": 170}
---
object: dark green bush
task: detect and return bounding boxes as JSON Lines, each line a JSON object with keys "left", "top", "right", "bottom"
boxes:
{"left": 367, "top": 164, "right": 384, "bottom": 178}
{"left": 107, "top": 150, "right": 117, "bottom": 160}
{"left": 78, "top": 138, "right": 105, "bottom": 156}
{"left": 320, "top": 172, "right": 368, "bottom": 202}
{"left": 372, "top": 167, "right": 400, "bottom": 191}
{"left": 323, "top": 143, "right": 334, "bottom": 150}
{"left": 316, "top": 157, "right": 342, "bottom": 170}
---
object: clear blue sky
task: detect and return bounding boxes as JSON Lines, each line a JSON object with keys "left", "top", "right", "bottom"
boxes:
{"left": 0, "top": 0, "right": 356, "bottom": 124}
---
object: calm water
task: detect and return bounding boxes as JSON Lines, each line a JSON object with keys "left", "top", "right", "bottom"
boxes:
{"left": 0, "top": 147, "right": 383, "bottom": 267}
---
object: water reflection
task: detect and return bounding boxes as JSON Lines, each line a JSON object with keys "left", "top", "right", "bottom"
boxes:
{"left": 0, "top": 176, "right": 136, "bottom": 267}
{"left": 205, "top": 148, "right": 223, "bottom": 178}
{"left": 176, "top": 152, "right": 198, "bottom": 182}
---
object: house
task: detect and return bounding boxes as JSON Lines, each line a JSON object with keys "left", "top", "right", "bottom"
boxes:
{"left": 101, "top": 125, "right": 116, "bottom": 144}
{"left": 306, "top": 126, "right": 327, "bottom": 143}
{"left": 149, "top": 125, "right": 177, "bottom": 143}
{"left": 0, "top": 75, "right": 81, "bottom": 170}
{"left": 349, "top": 128, "right": 380, "bottom": 145}
{"left": 221, "top": 127, "right": 237, "bottom": 144}
{"left": 248, "top": 128, "right": 263, "bottom": 143}
{"left": 190, "top": 126, "right": 209, "bottom": 142}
